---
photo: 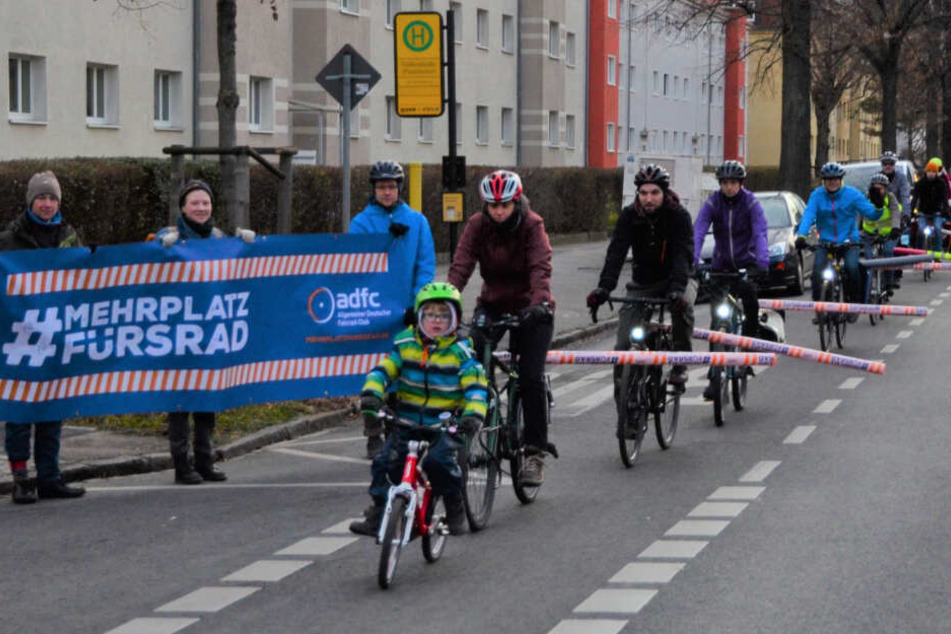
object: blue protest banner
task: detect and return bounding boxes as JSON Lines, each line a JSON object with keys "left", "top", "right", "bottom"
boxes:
{"left": 0, "top": 234, "right": 405, "bottom": 423}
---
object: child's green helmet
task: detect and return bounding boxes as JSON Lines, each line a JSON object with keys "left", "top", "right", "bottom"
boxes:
{"left": 414, "top": 282, "right": 462, "bottom": 313}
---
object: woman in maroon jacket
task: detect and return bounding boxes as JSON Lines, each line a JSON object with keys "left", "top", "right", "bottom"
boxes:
{"left": 448, "top": 170, "right": 555, "bottom": 486}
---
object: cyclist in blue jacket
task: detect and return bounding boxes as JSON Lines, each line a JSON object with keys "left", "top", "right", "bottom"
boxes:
{"left": 795, "top": 162, "right": 884, "bottom": 321}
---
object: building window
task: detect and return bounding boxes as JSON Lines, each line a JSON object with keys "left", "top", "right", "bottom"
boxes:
{"left": 652, "top": 71, "right": 659, "bottom": 94}
{"left": 548, "top": 110, "right": 559, "bottom": 146}
{"left": 566, "top": 114, "right": 575, "bottom": 149}
{"left": 718, "top": 85, "right": 724, "bottom": 104}
{"left": 249, "top": 76, "right": 274, "bottom": 131}
{"left": 9, "top": 55, "right": 46, "bottom": 121}
{"left": 628, "top": 65, "right": 635, "bottom": 92}
{"left": 607, "top": 123, "right": 616, "bottom": 153}
{"left": 451, "top": 2, "right": 463, "bottom": 42}
{"left": 673, "top": 131, "right": 679, "bottom": 153}
{"left": 476, "top": 105, "right": 488, "bottom": 143}
{"left": 385, "top": 0, "right": 400, "bottom": 26}
{"left": 339, "top": 0, "right": 359, "bottom": 13}
{"left": 663, "top": 130, "right": 668, "bottom": 151}
{"left": 663, "top": 73, "right": 669, "bottom": 96}
{"left": 566, "top": 32, "right": 576, "bottom": 66}
{"left": 501, "top": 107, "right": 514, "bottom": 146}
{"left": 702, "top": 81, "right": 707, "bottom": 103}
{"left": 619, "top": 63, "right": 625, "bottom": 89}
{"left": 418, "top": 117, "right": 433, "bottom": 142}
{"left": 607, "top": 56, "right": 616, "bottom": 85}
{"left": 628, "top": 127, "right": 636, "bottom": 151}
{"left": 476, "top": 9, "right": 488, "bottom": 47}
{"left": 502, "top": 14, "right": 515, "bottom": 53}
{"left": 608, "top": 0, "right": 617, "bottom": 19}
{"left": 683, "top": 78, "right": 690, "bottom": 101}
{"left": 385, "top": 96, "right": 401, "bottom": 140}
{"left": 548, "top": 21, "right": 560, "bottom": 58}
{"left": 153, "top": 70, "right": 183, "bottom": 128}
{"left": 86, "top": 63, "right": 118, "bottom": 124}
{"left": 674, "top": 75, "right": 680, "bottom": 99}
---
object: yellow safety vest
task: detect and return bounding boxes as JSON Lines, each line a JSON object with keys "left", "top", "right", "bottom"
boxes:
{"left": 862, "top": 195, "right": 899, "bottom": 236}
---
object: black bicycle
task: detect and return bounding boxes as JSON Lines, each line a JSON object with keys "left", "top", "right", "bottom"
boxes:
{"left": 861, "top": 233, "right": 891, "bottom": 327}
{"left": 801, "top": 241, "right": 855, "bottom": 351}
{"left": 591, "top": 296, "right": 680, "bottom": 469}
{"left": 698, "top": 269, "right": 750, "bottom": 426}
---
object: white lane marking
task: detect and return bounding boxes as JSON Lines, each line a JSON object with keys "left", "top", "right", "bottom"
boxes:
{"left": 896, "top": 330, "right": 913, "bottom": 339}
{"left": 86, "top": 483, "right": 367, "bottom": 492}
{"left": 677, "top": 395, "right": 708, "bottom": 406}
{"left": 638, "top": 540, "right": 708, "bottom": 559}
{"left": 103, "top": 618, "right": 200, "bottom": 634}
{"left": 708, "top": 486, "right": 764, "bottom": 501}
{"left": 739, "top": 460, "right": 781, "bottom": 482}
{"left": 220, "top": 560, "right": 312, "bottom": 583}
{"left": 547, "top": 370, "right": 564, "bottom": 381}
{"left": 284, "top": 436, "right": 364, "bottom": 446}
{"left": 909, "top": 318, "right": 925, "bottom": 326}
{"left": 154, "top": 587, "right": 260, "bottom": 613}
{"left": 274, "top": 536, "right": 357, "bottom": 556}
{"left": 267, "top": 446, "right": 368, "bottom": 465}
{"left": 665, "top": 520, "right": 729, "bottom": 537}
{"left": 784, "top": 426, "right": 816, "bottom": 444}
{"left": 569, "top": 384, "right": 616, "bottom": 416}
{"left": 930, "top": 299, "right": 943, "bottom": 306}
{"left": 881, "top": 344, "right": 900, "bottom": 354}
{"left": 609, "top": 562, "right": 685, "bottom": 584}
{"left": 322, "top": 518, "right": 361, "bottom": 534}
{"left": 839, "top": 377, "right": 863, "bottom": 390}
{"left": 813, "top": 399, "right": 841, "bottom": 414}
{"left": 688, "top": 502, "right": 748, "bottom": 518}
{"left": 547, "top": 619, "right": 628, "bottom": 634}
{"left": 940, "top": 293, "right": 950, "bottom": 298}
{"left": 573, "top": 588, "right": 657, "bottom": 614}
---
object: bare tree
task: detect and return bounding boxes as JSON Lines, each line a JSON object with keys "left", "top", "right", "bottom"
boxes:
{"left": 779, "top": 0, "right": 813, "bottom": 196}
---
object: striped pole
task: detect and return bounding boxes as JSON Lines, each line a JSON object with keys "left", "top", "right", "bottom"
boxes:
{"left": 894, "top": 246, "right": 951, "bottom": 261}
{"left": 858, "top": 254, "right": 933, "bottom": 269}
{"left": 757, "top": 299, "right": 928, "bottom": 316}
{"left": 913, "top": 262, "right": 951, "bottom": 271}
{"left": 495, "top": 350, "right": 777, "bottom": 367}
{"left": 692, "top": 328, "right": 886, "bottom": 375}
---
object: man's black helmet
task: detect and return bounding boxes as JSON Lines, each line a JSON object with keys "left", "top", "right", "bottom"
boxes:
{"left": 869, "top": 172, "right": 890, "bottom": 187}
{"left": 369, "top": 160, "right": 405, "bottom": 185}
{"left": 819, "top": 162, "right": 846, "bottom": 179}
{"left": 880, "top": 151, "right": 899, "bottom": 164}
{"left": 634, "top": 164, "right": 671, "bottom": 190}
{"left": 715, "top": 160, "right": 747, "bottom": 181}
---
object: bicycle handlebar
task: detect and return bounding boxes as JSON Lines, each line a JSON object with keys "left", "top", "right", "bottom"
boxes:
{"left": 590, "top": 295, "right": 668, "bottom": 323}
{"left": 375, "top": 408, "right": 460, "bottom": 436}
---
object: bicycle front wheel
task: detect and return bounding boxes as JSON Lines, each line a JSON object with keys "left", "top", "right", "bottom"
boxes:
{"left": 654, "top": 376, "right": 680, "bottom": 449}
{"left": 868, "top": 270, "right": 880, "bottom": 326}
{"left": 378, "top": 497, "right": 408, "bottom": 589}
{"left": 818, "top": 283, "right": 833, "bottom": 351}
{"left": 461, "top": 420, "right": 498, "bottom": 532}
{"left": 509, "top": 399, "right": 540, "bottom": 504}
{"left": 422, "top": 496, "right": 447, "bottom": 563}
{"left": 616, "top": 365, "right": 647, "bottom": 468}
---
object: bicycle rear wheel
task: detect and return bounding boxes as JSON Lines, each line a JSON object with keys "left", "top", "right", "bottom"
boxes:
{"left": 868, "top": 270, "right": 879, "bottom": 326}
{"left": 617, "top": 365, "right": 647, "bottom": 468}
{"left": 654, "top": 374, "right": 680, "bottom": 449}
{"left": 834, "top": 283, "right": 847, "bottom": 349}
{"left": 461, "top": 417, "right": 498, "bottom": 532}
{"left": 731, "top": 366, "right": 748, "bottom": 411}
{"left": 818, "top": 283, "right": 833, "bottom": 351}
{"left": 378, "top": 497, "right": 408, "bottom": 589}
{"left": 509, "top": 399, "right": 540, "bottom": 504}
{"left": 421, "top": 496, "right": 447, "bottom": 563}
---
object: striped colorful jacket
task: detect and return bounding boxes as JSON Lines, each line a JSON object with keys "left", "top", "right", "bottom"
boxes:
{"left": 362, "top": 327, "right": 487, "bottom": 426}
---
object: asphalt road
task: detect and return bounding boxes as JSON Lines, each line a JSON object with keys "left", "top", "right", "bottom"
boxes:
{"left": 5, "top": 271, "right": 951, "bottom": 634}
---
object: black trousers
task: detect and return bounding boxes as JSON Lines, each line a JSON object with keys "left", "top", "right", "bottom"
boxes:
{"left": 168, "top": 411, "right": 216, "bottom": 461}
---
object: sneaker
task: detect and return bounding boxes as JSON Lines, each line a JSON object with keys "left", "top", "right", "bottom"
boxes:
{"left": 349, "top": 504, "right": 384, "bottom": 536}
{"left": 702, "top": 383, "right": 716, "bottom": 401}
{"left": 443, "top": 494, "right": 466, "bottom": 536}
{"left": 667, "top": 365, "right": 688, "bottom": 390}
{"left": 195, "top": 462, "right": 228, "bottom": 482}
{"left": 36, "top": 480, "right": 86, "bottom": 500}
{"left": 365, "top": 435, "right": 384, "bottom": 460}
{"left": 11, "top": 470, "right": 37, "bottom": 505}
{"left": 520, "top": 453, "right": 545, "bottom": 487}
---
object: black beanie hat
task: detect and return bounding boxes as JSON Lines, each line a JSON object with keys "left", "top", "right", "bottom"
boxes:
{"left": 178, "top": 180, "right": 214, "bottom": 208}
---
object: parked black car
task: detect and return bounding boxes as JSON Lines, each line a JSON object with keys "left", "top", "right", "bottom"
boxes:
{"left": 698, "top": 191, "right": 815, "bottom": 295}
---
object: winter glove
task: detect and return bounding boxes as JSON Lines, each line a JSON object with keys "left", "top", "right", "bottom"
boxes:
{"left": 160, "top": 232, "right": 178, "bottom": 248}
{"left": 667, "top": 291, "right": 689, "bottom": 314}
{"left": 389, "top": 222, "right": 410, "bottom": 238}
{"left": 794, "top": 235, "right": 808, "bottom": 250}
{"left": 360, "top": 394, "right": 385, "bottom": 435}
{"left": 520, "top": 302, "right": 553, "bottom": 326}
{"left": 586, "top": 287, "right": 610, "bottom": 309}
{"left": 888, "top": 227, "right": 902, "bottom": 241}
{"left": 235, "top": 227, "right": 256, "bottom": 243}
{"left": 459, "top": 416, "right": 482, "bottom": 437}
{"left": 746, "top": 265, "right": 767, "bottom": 281}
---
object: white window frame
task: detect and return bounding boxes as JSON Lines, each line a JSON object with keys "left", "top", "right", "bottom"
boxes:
{"left": 153, "top": 70, "right": 183, "bottom": 128}
{"left": 674, "top": 75, "right": 680, "bottom": 99}
{"left": 565, "top": 32, "right": 576, "bottom": 66}
{"left": 9, "top": 55, "right": 47, "bottom": 122}
{"left": 501, "top": 107, "right": 514, "bottom": 146}
{"left": 385, "top": 96, "right": 401, "bottom": 141}
{"left": 86, "top": 63, "right": 118, "bottom": 125}
{"left": 418, "top": 117, "right": 433, "bottom": 143}
{"left": 249, "top": 76, "right": 274, "bottom": 132}
{"left": 607, "top": 123, "right": 616, "bottom": 153}
{"left": 385, "top": 0, "right": 401, "bottom": 27}
{"left": 476, "top": 9, "right": 489, "bottom": 48}
{"left": 548, "top": 110, "right": 560, "bottom": 147}
{"left": 663, "top": 73, "right": 669, "bottom": 97}
{"left": 451, "top": 2, "right": 463, "bottom": 43}
{"left": 339, "top": 0, "right": 359, "bottom": 14}
{"left": 566, "top": 114, "right": 575, "bottom": 149}
{"left": 608, "top": 0, "right": 617, "bottom": 19}
{"left": 548, "top": 21, "right": 560, "bottom": 58}
{"left": 501, "top": 14, "right": 515, "bottom": 53}
{"left": 476, "top": 105, "right": 489, "bottom": 144}
{"left": 607, "top": 56, "right": 616, "bottom": 86}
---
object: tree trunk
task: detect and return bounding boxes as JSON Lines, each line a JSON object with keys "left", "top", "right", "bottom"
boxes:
{"left": 943, "top": 73, "right": 951, "bottom": 161}
{"left": 926, "top": 79, "right": 938, "bottom": 159}
{"left": 814, "top": 103, "right": 832, "bottom": 172}
{"left": 879, "top": 46, "right": 901, "bottom": 153}
{"left": 779, "top": 0, "right": 813, "bottom": 198}
{"left": 216, "top": 0, "right": 241, "bottom": 230}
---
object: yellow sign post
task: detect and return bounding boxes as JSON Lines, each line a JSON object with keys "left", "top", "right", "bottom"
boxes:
{"left": 442, "top": 192, "right": 464, "bottom": 223}
{"left": 394, "top": 12, "right": 444, "bottom": 117}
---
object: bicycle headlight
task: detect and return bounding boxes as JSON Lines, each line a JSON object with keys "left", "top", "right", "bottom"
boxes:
{"left": 822, "top": 267, "right": 835, "bottom": 281}
{"left": 630, "top": 326, "right": 646, "bottom": 341}
{"left": 715, "top": 303, "right": 732, "bottom": 319}
{"left": 924, "top": 225, "right": 934, "bottom": 236}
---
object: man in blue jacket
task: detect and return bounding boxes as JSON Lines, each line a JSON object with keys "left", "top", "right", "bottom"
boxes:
{"left": 796, "top": 162, "right": 884, "bottom": 321}
{"left": 349, "top": 161, "right": 436, "bottom": 457}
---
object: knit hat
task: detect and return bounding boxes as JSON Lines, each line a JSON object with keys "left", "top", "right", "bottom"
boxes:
{"left": 926, "top": 158, "right": 943, "bottom": 173}
{"left": 26, "top": 171, "right": 62, "bottom": 206}
{"left": 178, "top": 179, "right": 214, "bottom": 208}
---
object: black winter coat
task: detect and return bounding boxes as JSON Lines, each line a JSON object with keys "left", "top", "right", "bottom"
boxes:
{"left": 0, "top": 212, "right": 81, "bottom": 252}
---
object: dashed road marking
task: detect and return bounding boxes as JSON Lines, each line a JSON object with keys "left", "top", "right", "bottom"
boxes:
{"left": 896, "top": 330, "right": 913, "bottom": 339}
{"left": 274, "top": 536, "right": 357, "bottom": 556}
{"left": 283, "top": 436, "right": 364, "bottom": 446}
{"left": 573, "top": 588, "right": 658, "bottom": 614}
{"left": 547, "top": 619, "right": 628, "bottom": 634}
{"left": 220, "top": 560, "right": 312, "bottom": 583}
{"left": 784, "top": 426, "right": 816, "bottom": 444}
{"left": 930, "top": 299, "right": 943, "bottom": 306}
{"left": 739, "top": 460, "right": 781, "bottom": 482}
{"left": 688, "top": 501, "right": 748, "bottom": 518}
{"left": 940, "top": 293, "right": 950, "bottom": 298}
{"left": 708, "top": 486, "right": 764, "bottom": 500}
{"left": 267, "top": 446, "right": 368, "bottom": 465}
{"left": 813, "top": 399, "right": 841, "bottom": 414}
{"left": 909, "top": 318, "right": 925, "bottom": 326}
{"left": 322, "top": 518, "right": 361, "bottom": 534}
{"left": 154, "top": 586, "right": 260, "bottom": 613}
{"left": 665, "top": 520, "right": 729, "bottom": 537}
{"left": 86, "top": 483, "right": 367, "bottom": 492}
{"left": 638, "top": 539, "right": 708, "bottom": 559}
{"left": 103, "top": 618, "right": 199, "bottom": 634}
{"left": 609, "top": 562, "right": 685, "bottom": 584}
{"left": 881, "top": 344, "right": 900, "bottom": 354}
{"left": 839, "top": 377, "right": 863, "bottom": 390}
{"left": 570, "top": 384, "right": 617, "bottom": 416}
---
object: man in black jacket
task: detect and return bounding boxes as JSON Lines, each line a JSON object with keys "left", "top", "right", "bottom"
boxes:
{"left": 587, "top": 164, "right": 697, "bottom": 388}
{"left": 1, "top": 171, "right": 85, "bottom": 504}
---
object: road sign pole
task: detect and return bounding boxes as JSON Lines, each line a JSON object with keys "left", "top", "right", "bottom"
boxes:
{"left": 446, "top": 9, "right": 458, "bottom": 262}
{"left": 341, "top": 53, "right": 352, "bottom": 233}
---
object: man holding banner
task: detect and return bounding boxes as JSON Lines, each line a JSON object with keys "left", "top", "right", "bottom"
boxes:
{"left": 2, "top": 171, "right": 86, "bottom": 504}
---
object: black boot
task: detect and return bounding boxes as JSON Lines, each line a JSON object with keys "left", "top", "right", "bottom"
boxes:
{"left": 349, "top": 503, "right": 384, "bottom": 536}
{"left": 37, "top": 479, "right": 85, "bottom": 499}
{"left": 365, "top": 434, "right": 384, "bottom": 460}
{"left": 443, "top": 493, "right": 467, "bottom": 536}
{"left": 195, "top": 455, "right": 227, "bottom": 482}
{"left": 11, "top": 470, "right": 37, "bottom": 505}
{"left": 173, "top": 455, "right": 202, "bottom": 485}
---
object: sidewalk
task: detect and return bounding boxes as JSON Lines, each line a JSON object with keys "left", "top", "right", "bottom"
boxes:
{"left": 0, "top": 238, "right": 617, "bottom": 494}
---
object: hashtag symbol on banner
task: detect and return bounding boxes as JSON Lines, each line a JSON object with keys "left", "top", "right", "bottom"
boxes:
{"left": 2, "top": 308, "right": 62, "bottom": 367}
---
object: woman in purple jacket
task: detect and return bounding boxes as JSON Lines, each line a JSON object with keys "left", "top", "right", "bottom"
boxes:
{"left": 693, "top": 160, "right": 769, "bottom": 342}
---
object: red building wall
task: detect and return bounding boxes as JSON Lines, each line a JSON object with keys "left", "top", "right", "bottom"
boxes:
{"left": 723, "top": 11, "right": 747, "bottom": 162}
{"left": 587, "top": 0, "right": 620, "bottom": 167}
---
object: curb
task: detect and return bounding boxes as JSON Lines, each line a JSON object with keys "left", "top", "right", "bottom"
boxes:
{"left": 0, "top": 319, "right": 618, "bottom": 496}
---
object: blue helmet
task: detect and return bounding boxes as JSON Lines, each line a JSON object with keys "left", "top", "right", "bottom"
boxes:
{"left": 819, "top": 162, "right": 845, "bottom": 179}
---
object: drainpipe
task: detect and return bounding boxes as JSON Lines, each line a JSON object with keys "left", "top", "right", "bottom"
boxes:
{"left": 192, "top": 0, "right": 201, "bottom": 151}
{"left": 516, "top": 0, "right": 522, "bottom": 166}
{"left": 705, "top": 26, "right": 713, "bottom": 166}
{"left": 583, "top": 0, "right": 589, "bottom": 166}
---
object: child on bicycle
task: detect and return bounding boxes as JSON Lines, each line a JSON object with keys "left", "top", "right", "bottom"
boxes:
{"left": 349, "top": 282, "right": 487, "bottom": 537}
